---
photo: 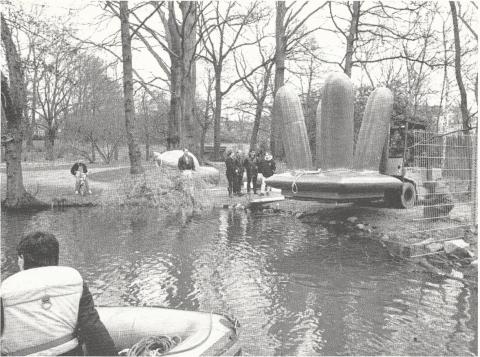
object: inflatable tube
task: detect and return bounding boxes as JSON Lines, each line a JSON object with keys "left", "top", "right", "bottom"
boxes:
{"left": 153, "top": 150, "right": 220, "bottom": 184}
{"left": 266, "top": 170, "right": 403, "bottom": 202}
{"left": 353, "top": 87, "right": 393, "bottom": 171}
{"left": 274, "top": 86, "right": 313, "bottom": 169}
{"left": 97, "top": 306, "right": 241, "bottom": 356}
{"left": 316, "top": 73, "right": 354, "bottom": 169}
{"left": 153, "top": 150, "right": 200, "bottom": 169}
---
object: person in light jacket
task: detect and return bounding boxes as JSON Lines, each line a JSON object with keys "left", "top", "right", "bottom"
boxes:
{"left": 1, "top": 231, "right": 117, "bottom": 356}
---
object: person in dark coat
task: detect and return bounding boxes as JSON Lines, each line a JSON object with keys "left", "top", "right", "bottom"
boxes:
{"left": 70, "top": 161, "right": 92, "bottom": 195}
{"left": 177, "top": 148, "right": 195, "bottom": 171}
{"left": 243, "top": 150, "right": 259, "bottom": 194}
{"left": 257, "top": 152, "right": 276, "bottom": 194}
{"left": 1, "top": 231, "right": 117, "bottom": 356}
{"left": 233, "top": 150, "right": 245, "bottom": 196}
{"left": 225, "top": 150, "right": 236, "bottom": 198}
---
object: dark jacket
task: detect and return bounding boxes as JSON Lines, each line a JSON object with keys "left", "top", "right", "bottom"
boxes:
{"left": 178, "top": 154, "right": 195, "bottom": 170}
{"left": 234, "top": 155, "right": 244, "bottom": 175}
{"left": 243, "top": 156, "right": 258, "bottom": 176}
{"left": 70, "top": 163, "right": 88, "bottom": 176}
{"left": 225, "top": 156, "right": 236, "bottom": 176}
{"left": 258, "top": 158, "right": 276, "bottom": 178}
{"left": 75, "top": 283, "right": 117, "bottom": 356}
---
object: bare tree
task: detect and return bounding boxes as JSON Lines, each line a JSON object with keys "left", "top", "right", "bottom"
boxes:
{"left": 450, "top": 1, "right": 470, "bottom": 130}
{"left": 119, "top": 1, "right": 143, "bottom": 174}
{"left": 234, "top": 38, "right": 275, "bottom": 153}
{"left": 127, "top": 2, "right": 200, "bottom": 151}
{"left": 65, "top": 55, "right": 125, "bottom": 164}
{"left": 326, "top": 2, "right": 439, "bottom": 76}
{"left": 271, "top": 0, "right": 328, "bottom": 158}
{"left": 34, "top": 33, "right": 78, "bottom": 160}
{"left": 195, "top": 68, "right": 215, "bottom": 162}
{"left": 290, "top": 38, "right": 323, "bottom": 156}
{"left": 344, "top": 1, "right": 361, "bottom": 77}
{"left": 198, "top": 1, "right": 268, "bottom": 160}
{"left": 1, "top": 14, "right": 38, "bottom": 208}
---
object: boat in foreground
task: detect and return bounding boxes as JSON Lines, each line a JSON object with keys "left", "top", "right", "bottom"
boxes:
{"left": 97, "top": 306, "right": 241, "bottom": 356}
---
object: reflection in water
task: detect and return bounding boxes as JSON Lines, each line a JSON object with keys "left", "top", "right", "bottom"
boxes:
{"left": 1, "top": 207, "right": 477, "bottom": 356}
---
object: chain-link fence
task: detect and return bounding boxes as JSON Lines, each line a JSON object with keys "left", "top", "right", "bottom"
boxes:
{"left": 401, "top": 130, "right": 477, "bottom": 257}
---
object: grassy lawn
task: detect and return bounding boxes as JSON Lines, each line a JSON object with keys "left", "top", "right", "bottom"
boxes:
{"left": 88, "top": 167, "right": 132, "bottom": 183}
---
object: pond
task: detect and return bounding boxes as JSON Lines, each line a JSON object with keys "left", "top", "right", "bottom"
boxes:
{"left": 1, "top": 207, "right": 477, "bottom": 356}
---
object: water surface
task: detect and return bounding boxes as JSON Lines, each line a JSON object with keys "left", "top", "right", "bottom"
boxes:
{"left": 1, "top": 207, "right": 477, "bottom": 355}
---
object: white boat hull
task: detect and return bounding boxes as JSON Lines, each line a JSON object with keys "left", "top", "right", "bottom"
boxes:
{"left": 97, "top": 306, "right": 241, "bottom": 356}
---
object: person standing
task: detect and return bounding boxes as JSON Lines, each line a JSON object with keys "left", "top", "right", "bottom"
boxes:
{"left": 177, "top": 148, "right": 195, "bottom": 171}
{"left": 233, "top": 150, "right": 245, "bottom": 196}
{"left": 0, "top": 231, "right": 116, "bottom": 356}
{"left": 257, "top": 151, "right": 276, "bottom": 194}
{"left": 244, "top": 150, "right": 259, "bottom": 194}
{"left": 225, "top": 150, "right": 236, "bottom": 198}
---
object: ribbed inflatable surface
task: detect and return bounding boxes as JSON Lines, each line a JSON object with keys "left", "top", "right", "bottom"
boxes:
{"left": 274, "top": 86, "right": 313, "bottom": 169}
{"left": 316, "top": 73, "right": 354, "bottom": 169}
{"left": 353, "top": 87, "right": 393, "bottom": 171}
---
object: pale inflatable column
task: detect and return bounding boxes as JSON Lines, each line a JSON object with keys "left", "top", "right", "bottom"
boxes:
{"left": 274, "top": 85, "right": 313, "bottom": 169}
{"left": 353, "top": 87, "right": 394, "bottom": 171}
{"left": 316, "top": 72, "right": 354, "bottom": 169}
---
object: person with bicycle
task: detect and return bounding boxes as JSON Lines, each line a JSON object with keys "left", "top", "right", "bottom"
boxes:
{"left": 70, "top": 161, "right": 92, "bottom": 195}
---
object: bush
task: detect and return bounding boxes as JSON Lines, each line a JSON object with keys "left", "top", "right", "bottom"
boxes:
{"left": 100, "top": 166, "right": 213, "bottom": 214}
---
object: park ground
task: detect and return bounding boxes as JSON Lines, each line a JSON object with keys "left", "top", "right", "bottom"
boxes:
{"left": 1, "top": 158, "right": 477, "bottom": 286}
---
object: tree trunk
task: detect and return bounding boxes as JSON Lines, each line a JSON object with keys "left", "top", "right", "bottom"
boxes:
{"left": 44, "top": 129, "right": 55, "bottom": 161}
{"left": 344, "top": 1, "right": 360, "bottom": 77}
{"left": 179, "top": 2, "right": 197, "bottom": 154}
{"left": 199, "top": 127, "right": 206, "bottom": 163}
{"left": 305, "top": 58, "right": 316, "bottom": 157}
{"left": 213, "top": 70, "right": 223, "bottom": 160}
{"left": 450, "top": 2, "right": 470, "bottom": 130}
{"left": 26, "top": 57, "right": 39, "bottom": 151}
{"left": 114, "top": 145, "right": 119, "bottom": 161}
{"left": 145, "top": 137, "right": 150, "bottom": 161}
{"left": 91, "top": 140, "right": 96, "bottom": 162}
{"left": 119, "top": 1, "right": 143, "bottom": 174}
{"left": 250, "top": 103, "right": 263, "bottom": 153}
{"left": 93, "top": 141, "right": 110, "bottom": 164}
{"left": 1, "top": 15, "right": 37, "bottom": 208}
{"left": 271, "top": 1, "right": 287, "bottom": 159}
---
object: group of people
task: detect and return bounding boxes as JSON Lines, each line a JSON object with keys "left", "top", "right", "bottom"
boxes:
{"left": 225, "top": 149, "right": 276, "bottom": 197}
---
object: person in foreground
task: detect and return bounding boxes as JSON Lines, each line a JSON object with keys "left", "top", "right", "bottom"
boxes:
{"left": 0, "top": 231, "right": 116, "bottom": 356}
